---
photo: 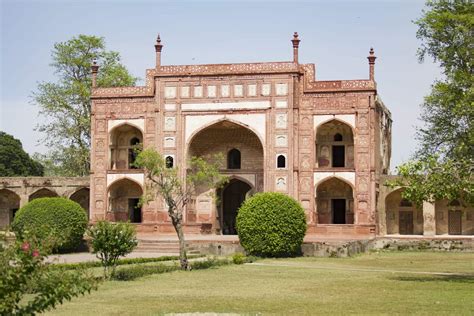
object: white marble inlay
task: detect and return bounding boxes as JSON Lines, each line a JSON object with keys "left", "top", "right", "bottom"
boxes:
{"left": 261, "top": 83, "right": 271, "bottom": 96}
{"left": 207, "top": 85, "right": 216, "bottom": 98}
{"left": 234, "top": 85, "right": 243, "bottom": 97}
{"left": 275, "top": 135, "right": 288, "bottom": 147}
{"left": 164, "top": 103, "right": 176, "bottom": 111}
{"left": 164, "top": 86, "right": 177, "bottom": 99}
{"left": 194, "top": 86, "right": 203, "bottom": 98}
{"left": 181, "top": 101, "right": 271, "bottom": 112}
{"left": 276, "top": 100, "right": 288, "bottom": 108}
{"left": 164, "top": 117, "right": 176, "bottom": 131}
{"left": 276, "top": 176, "right": 287, "bottom": 191}
{"left": 108, "top": 119, "right": 145, "bottom": 133}
{"left": 164, "top": 137, "right": 175, "bottom": 148}
{"left": 275, "top": 83, "right": 288, "bottom": 96}
{"left": 247, "top": 84, "right": 257, "bottom": 97}
{"left": 180, "top": 86, "right": 190, "bottom": 98}
{"left": 276, "top": 114, "right": 287, "bottom": 129}
{"left": 221, "top": 85, "right": 230, "bottom": 97}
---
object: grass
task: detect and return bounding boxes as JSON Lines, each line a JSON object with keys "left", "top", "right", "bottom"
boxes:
{"left": 46, "top": 251, "right": 474, "bottom": 315}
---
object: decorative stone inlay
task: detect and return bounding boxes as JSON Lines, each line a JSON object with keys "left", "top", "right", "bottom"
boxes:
{"left": 276, "top": 83, "right": 288, "bottom": 96}
{"left": 247, "top": 84, "right": 257, "bottom": 97}
{"left": 194, "top": 86, "right": 203, "bottom": 98}
{"left": 164, "top": 103, "right": 176, "bottom": 111}
{"left": 207, "top": 85, "right": 216, "bottom": 98}
{"left": 180, "top": 86, "right": 190, "bottom": 98}
{"left": 261, "top": 83, "right": 271, "bottom": 96}
{"left": 164, "top": 117, "right": 176, "bottom": 131}
{"left": 234, "top": 85, "right": 243, "bottom": 97}
{"left": 164, "top": 137, "right": 176, "bottom": 148}
{"left": 164, "top": 87, "right": 177, "bottom": 99}
{"left": 221, "top": 85, "right": 230, "bottom": 97}
{"left": 276, "top": 114, "right": 287, "bottom": 129}
{"left": 275, "top": 135, "right": 288, "bottom": 147}
{"left": 276, "top": 176, "right": 287, "bottom": 191}
{"left": 275, "top": 100, "right": 288, "bottom": 108}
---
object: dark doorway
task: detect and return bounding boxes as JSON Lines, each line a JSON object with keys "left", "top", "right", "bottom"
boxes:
{"left": 332, "top": 199, "right": 346, "bottom": 224}
{"left": 448, "top": 210, "right": 462, "bottom": 235}
{"left": 222, "top": 180, "right": 251, "bottom": 235}
{"left": 399, "top": 211, "right": 414, "bottom": 235}
{"left": 227, "top": 149, "right": 241, "bottom": 169}
{"left": 332, "top": 146, "right": 345, "bottom": 167}
{"left": 129, "top": 198, "right": 142, "bottom": 223}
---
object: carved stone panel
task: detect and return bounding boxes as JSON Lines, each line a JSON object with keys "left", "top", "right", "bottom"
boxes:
{"left": 276, "top": 114, "right": 287, "bottom": 129}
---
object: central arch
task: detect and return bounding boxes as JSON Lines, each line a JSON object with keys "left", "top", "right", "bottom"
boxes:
{"left": 221, "top": 179, "right": 252, "bottom": 235}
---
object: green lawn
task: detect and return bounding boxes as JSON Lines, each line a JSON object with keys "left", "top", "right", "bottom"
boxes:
{"left": 47, "top": 252, "right": 474, "bottom": 315}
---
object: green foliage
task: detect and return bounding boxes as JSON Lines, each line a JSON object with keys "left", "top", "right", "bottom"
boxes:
{"left": 112, "top": 263, "right": 179, "bottom": 281}
{"left": 12, "top": 198, "right": 88, "bottom": 252}
{"left": 232, "top": 253, "right": 246, "bottom": 265}
{"left": 236, "top": 192, "right": 307, "bottom": 257}
{"left": 33, "top": 34, "right": 137, "bottom": 176}
{"left": 394, "top": 0, "right": 474, "bottom": 204}
{"left": 0, "top": 131, "right": 44, "bottom": 176}
{"left": 0, "top": 235, "right": 97, "bottom": 315}
{"left": 87, "top": 221, "right": 138, "bottom": 278}
{"left": 53, "top": 254, "right": 205, "bottom": 271}
{"left": 190, "top": 257, "right": 231, "bottom": 270}
{"left": 135, "top": 148, "right": 227, "bottom": 270}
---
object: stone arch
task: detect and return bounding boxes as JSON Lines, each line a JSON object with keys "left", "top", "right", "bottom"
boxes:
{"left": 385, "top": 188, "right": 423, "bottom": 235}
{"left": 29, "top": 188, "right": 58, "bottom": 201}
{"left": 316, "top": 177, "right": 354, "bottom": 224}
{"left": 316, "top": 119, "right": 354, "bottom": 169}
{"left": 109, "top": 123, "right": 144, "bottom": 170}
{"left": 107, "top": 178, "right": 143, "bottom": 223}
{"left": 0, "top": 189, "right": 20, "bottom": 228}
{"left": 69, "top": 188, "right": 90, "bottom": 217}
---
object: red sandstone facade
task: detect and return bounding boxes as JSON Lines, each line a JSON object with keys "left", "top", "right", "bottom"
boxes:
{"left": 88, "top": 33, "right": 392, "bottom": 238}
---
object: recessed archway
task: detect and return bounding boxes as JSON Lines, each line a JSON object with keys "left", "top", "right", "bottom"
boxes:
{"left": 221, "top": 179, "right": 252, "bottom": 235}
{"left": 316, "top": 120, "right": 354, "bottom": 168}
{"left": 0, "top": 189, "right": 20, "bottom": 228}
{"left": 109, "top": 124, "right": 143, "bottom": 170}
{"left": 107, "top": 178, "right": 143, "bottom": 223}
{"left": 70, "top": 188, "right": 90, "bottom": 218}
{"left": 29, "top": 188, "right": 58, "bottom": 201}
{"left": 316, "top": 177, "right": 354, "bottom": 224}
{"left": 385, "top": 189, "right": 423, "bottom": 235}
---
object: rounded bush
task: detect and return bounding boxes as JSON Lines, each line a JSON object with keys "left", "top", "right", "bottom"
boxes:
{"left": 12, "top": 197, "right": 88, "bottom": 252}
{"left": 236, "top": 192, "right": 307, "bottom": 257}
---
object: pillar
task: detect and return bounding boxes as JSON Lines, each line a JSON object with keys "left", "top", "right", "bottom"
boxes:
{"left": 423, "top": 201, "right": 436, "bottom": 236}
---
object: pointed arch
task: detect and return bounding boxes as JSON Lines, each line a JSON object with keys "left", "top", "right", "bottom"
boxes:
{"left": 0, "top": 189, "right": 20, "bottom": 227}
{"left": 316, "top": 177, "right": 354, "bottom": 224}
{"left": 29, "top": 188, "right": 58, "bottom": 201}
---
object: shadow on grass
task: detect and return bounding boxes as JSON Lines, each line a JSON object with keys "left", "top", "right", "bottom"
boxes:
{"left": 390, "top": 274, "right": 474, "bottom": 284}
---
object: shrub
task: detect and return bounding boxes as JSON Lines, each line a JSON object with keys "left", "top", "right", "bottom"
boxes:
{"left": 0, "top": 234, "right": 97, "bottom": 314}
{"left": 232, "top": 252, "right": 246, "bottom": 265}
{"left": 236, "top": 192, "right": 307, "bottom": 257}
{"left": 12, "top": 197, "right": 88, "bottom": 252}
{"left": 87, "top": 221, "right": 138, "bottom": 278}
{"left": 113, "top": 263, "right": 179, "bottom": 281}
{"left": 191, "top": 257, "right": 230, "bottom": 270}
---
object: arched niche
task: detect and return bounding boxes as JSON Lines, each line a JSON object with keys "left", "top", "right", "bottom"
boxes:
{"left": 0, "top": 189, "right": 20, "bottom": 228}
{"left": 70, "top": 188, "right": 90, "bottom": 218}
{"left": 107, "top": 178, "right": 143, "bottom": 223}
{"left": 316, "top": 177, "right": 354, "bottom": 224}
{"left": 109, "top": 124, "right": 143, "bottom": 170}
{"left": 385, "top": 188, "right": 423, "bottom": 235}
{"left": 316, "top": 120, "right": 354, "bottom": 169}
{"left": 29, "top": 188, "right": 58, "bottom": 201}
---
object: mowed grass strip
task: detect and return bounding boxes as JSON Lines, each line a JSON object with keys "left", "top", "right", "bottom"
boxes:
{"left": 46, "top": 252, "right": 474, "bottom": 316}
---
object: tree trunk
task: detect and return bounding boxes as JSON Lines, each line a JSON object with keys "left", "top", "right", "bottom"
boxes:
{"left": 171, "top": 215, "right": 188, "bottom": 270}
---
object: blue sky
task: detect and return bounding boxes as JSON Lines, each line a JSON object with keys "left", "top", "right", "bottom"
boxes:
{"left": 1, "top": 0, "right": 441, "bottom": 170}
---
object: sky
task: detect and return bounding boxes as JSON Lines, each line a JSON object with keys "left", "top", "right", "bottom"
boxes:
{"left": 1, "top": 0, "right": 441, "bottom": 171}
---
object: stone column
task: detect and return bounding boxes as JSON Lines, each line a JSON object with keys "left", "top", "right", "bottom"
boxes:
{"left": 423, "top": 201, "right": 436, "bottom": 236}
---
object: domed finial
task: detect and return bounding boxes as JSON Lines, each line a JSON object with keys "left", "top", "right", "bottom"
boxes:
{"left": 156, "top": 34, "right": 161, "bottom": 44}
{"left": 291, "top": 32, "right": 301, "bottom": 63}
{"left": 155, "top": 33, "right": 163, "bottom": 52}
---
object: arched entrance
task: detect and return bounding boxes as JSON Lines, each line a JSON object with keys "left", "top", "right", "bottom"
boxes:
{"left": 29, "top": 188, "right": 58, "bottom": 201}
{"left": 385, "top": 188, "right": 423, "bottom": 235}
{"left": 316, "top": 177, "right": 354, "bottom": 224}
{"left": 0, "top": 189, "right": 20, "bottom": 228}
{"left": 316, "top": 120, "right": 354, "bottom": 168}
{"left": 109, "top": 124, "right": 143, "bottom": 170}
{"left": 107, "top": 179, "right": 143, "bottom": 223}
{"left": 221, "top": 179, "right": 252, "bottom": 235}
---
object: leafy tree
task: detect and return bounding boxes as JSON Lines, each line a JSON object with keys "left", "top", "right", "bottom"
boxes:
{"left": 392, "top": 0, "right": 473, "bottom": 205}
{"left": 33, "top": 35, "right": 137, "bottom": 176}
{"left": 0, "top": 233, "right": 97, "bottom": 314}
{"left": 0, "top": 131, "right": 44, "bottom": 176}
{"left": 135, "top": 148, "right": 227, "bottom": 270}
{"left": 87, "top": 221, "right": 138, "bottom": 279}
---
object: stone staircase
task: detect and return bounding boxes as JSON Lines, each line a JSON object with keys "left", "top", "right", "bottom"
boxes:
{"left": 135, "top": 239, "right": 201, "bottom": 255}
